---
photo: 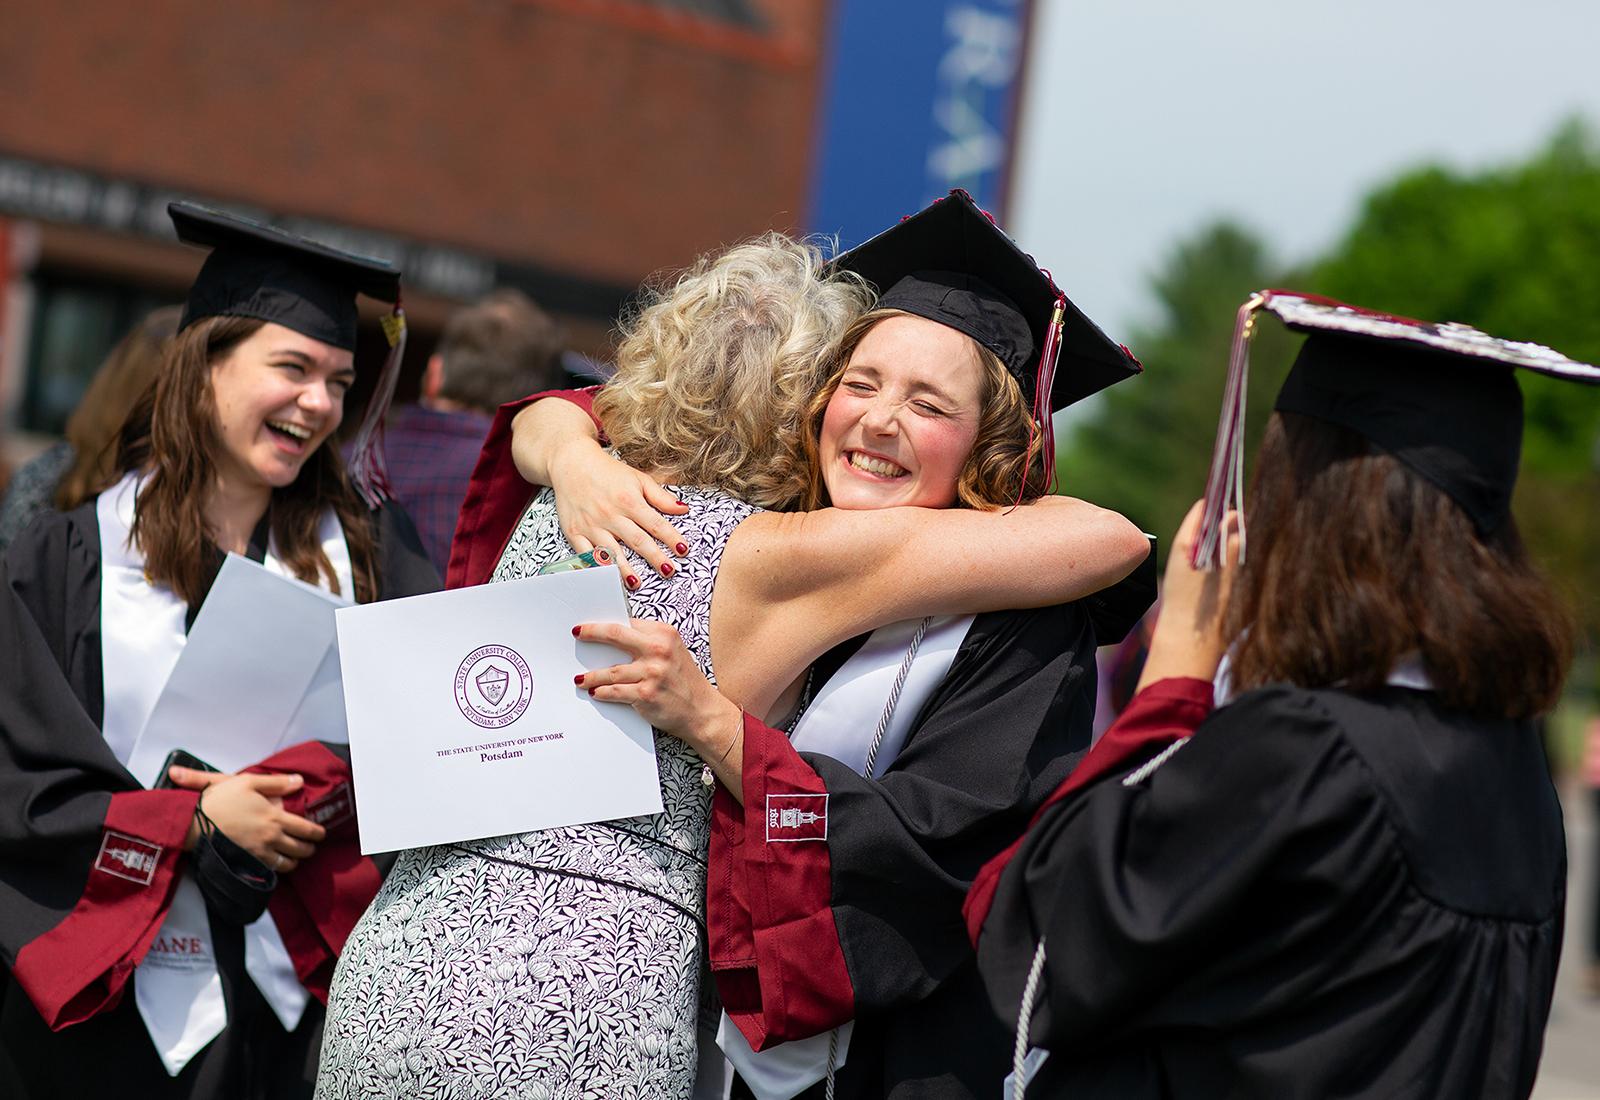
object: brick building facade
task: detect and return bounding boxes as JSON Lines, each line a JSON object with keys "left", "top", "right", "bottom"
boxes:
{"left": 0, "top": 0, "right": 829, "bottom": 444}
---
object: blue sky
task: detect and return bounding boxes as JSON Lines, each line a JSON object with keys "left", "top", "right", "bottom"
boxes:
{"left": 1010, "top": 0, "right": 1600, "bottom": 341}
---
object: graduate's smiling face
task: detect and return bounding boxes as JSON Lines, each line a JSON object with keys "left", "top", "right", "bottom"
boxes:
{"left": 819, "top": 313, "right": 984, "bottom": 510}
{"left": 207, "top": 322, "right": 354, "bottom": 491}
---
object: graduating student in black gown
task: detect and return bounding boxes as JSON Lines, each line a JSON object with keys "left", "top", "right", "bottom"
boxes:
{"left": 462, "top": 191, "right": 1155, "bottom": 1099}
{"left": 0, "top": 204, "right": 438, "bottom": 1100}
{"left": 966, "top": 292, "right": 1587, "bottom": 1099}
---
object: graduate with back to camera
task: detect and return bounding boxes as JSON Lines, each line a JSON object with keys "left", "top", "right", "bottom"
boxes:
{"left": 965, "top": 291, "right": 1585, "bottom": 1099}
{"left": 0, "top": 204, "right": 439, "bottom": 1099}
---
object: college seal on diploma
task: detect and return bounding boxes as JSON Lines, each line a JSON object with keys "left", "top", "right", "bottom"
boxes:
{"left": 454, "top": 644, "right": 533, "bottom": 728}
{"left": 337, "top": 569, "right": 662, "bottom": 852}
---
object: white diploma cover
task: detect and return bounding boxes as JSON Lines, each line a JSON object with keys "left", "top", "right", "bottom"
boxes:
{"left": 335, "top": 566, "right": 661, "bottom": 853}
{"left": 126, "top": 553, "right": 350, "bottom": 787}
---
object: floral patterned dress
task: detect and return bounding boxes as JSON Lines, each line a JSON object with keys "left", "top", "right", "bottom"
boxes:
{"left": 316, "top": 486, "right": 756, "bottom": 1100}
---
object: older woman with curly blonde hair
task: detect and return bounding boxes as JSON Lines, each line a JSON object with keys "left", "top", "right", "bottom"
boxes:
{"left": 423, "top": 195, "right": 1150, "bottom": 1100}
{"left": 595, "top": 232, "right": 855, "bottom": 513}
{"left": 317, "top": 215, "right": 1147, "bottom": 1100}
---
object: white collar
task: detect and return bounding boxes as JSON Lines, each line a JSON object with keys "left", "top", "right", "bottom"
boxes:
{"left": 1213, "top": 645, "right": 1434, "bottom": 708}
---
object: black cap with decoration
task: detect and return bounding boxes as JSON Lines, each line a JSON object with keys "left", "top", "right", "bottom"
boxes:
{"left": 1191, "top": 289, "right": 1600, "bottom": 568}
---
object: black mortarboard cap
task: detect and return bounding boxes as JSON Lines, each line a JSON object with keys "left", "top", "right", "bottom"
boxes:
{"left": 1276, "top": 331, "right": 1525, "bottom": 532}
{"left": 169, "top": 201, "right": 409, "bottom": 507}
{"left": 832, "top": 190, "right": 1142, "bottom": 415}
{"left": 1191, "top": 290, "right": 1600, "bottom": 567}
{"left": 171, "top": 201, "right": 401, "bottom": 350}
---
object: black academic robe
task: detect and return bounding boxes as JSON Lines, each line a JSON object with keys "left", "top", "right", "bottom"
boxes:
{"left": 446, "top": 385, "right": 1157, "bottom": 1098}
{"left": 712, "top": 602, "right": 1102, "bottom": 1100}
{"left": 0, "top": 498, "right": 438, "bottom": 1100}
{"left": 973, "top": 682, "right": 1565, "bottom": 1100}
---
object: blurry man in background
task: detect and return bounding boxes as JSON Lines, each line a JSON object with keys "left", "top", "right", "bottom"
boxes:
{"left": 384, "top": 289, "right": 565, "bottom": 572}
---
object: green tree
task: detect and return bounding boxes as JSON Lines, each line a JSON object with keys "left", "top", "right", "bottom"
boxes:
{"left": 1058, "top": 222, "right": 1292, "bottom": 559}
{"left": 1060, "top": 118, "right": 1600, "bottom": 682}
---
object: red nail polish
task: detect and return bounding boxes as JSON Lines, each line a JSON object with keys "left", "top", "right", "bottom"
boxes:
{"left": 573, "top": 674, "right": 584, "bottom": 685}
{"left": 674, "top": 542, "right": 688, "bottom": 556}
{"left": 625, "top": 575, "right": 640, "bottom": 590}
{"left": 661, "top": 563, "right": 675, "bottom": 578}
{"left": 587, "top": 688, "right": 597, "bottom": 697}
{"left": 571, "top": 626, "right": 581, "bottom": 637}
{"left": 676, "top": 499, "right": 687, "bottom": 507}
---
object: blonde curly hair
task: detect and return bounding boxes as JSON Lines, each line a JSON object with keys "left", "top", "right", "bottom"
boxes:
{"left": 594, "top": 233, "right": 872, "bottom": 510}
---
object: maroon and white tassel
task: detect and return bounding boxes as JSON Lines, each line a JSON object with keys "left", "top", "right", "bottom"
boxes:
{"left": 348, "top": 298, "right": 408, "bottom": 509}
{"left": 1191, "top": 291, "right": 1264, "bottom": 569}
{"left": 1034, "top": 295, "right": 1065, "bottom": 493}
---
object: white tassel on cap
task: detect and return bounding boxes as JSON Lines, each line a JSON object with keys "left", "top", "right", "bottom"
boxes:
{"left": 1191, "top": 292, "right": 1263, "bottom": 570}
{"left": 1033, "top": 295, "right": 1065, "bottom": 494}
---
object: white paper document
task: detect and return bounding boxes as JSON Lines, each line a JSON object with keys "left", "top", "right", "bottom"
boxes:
{"left": 334, "top": 566, "right": 661, "bottom": 854}
{"left": 126, "top": 554, "right": 349, "bottom": 788}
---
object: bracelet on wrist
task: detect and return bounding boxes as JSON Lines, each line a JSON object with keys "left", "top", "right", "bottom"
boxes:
{"left": 700, "top": 711, "right": 743, "bottom": 787}
{"left": 191, "top": 790, "right": 218, "bottom": 849}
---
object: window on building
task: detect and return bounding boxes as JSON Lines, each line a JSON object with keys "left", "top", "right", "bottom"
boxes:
{"left": 630, "top": 0, "right": 767, "bottom": 30}
{"left": 20, "top": 271, "right": 178, "bottom": 436}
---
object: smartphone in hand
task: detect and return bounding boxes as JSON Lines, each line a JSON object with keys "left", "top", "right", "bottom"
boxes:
{"left": 153, "top": 748, "right": 219, "bottom": 789}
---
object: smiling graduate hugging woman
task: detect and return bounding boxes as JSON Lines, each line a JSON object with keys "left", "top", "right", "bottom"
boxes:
{"left": 0, "top": 204, "right": 438, "bottom": 1100}
{"left": 447, "top": 192, "right": 1157, "bottom": 1100}
{"left": 319, "top": 202, "right": 1150, "bottom": 1100}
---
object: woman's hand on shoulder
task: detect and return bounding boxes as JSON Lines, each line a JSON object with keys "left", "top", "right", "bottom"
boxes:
{"left": 548, "top": 449, "right": 691, "bottom": 588}
{"left": 573, "top": 619, "right": 743, "bottom": 759}
{"left": 169, "top": 766, "right": 326, "bottom": 874}
{"left": 507, "top": 396, "right": 688, "bottom": 581}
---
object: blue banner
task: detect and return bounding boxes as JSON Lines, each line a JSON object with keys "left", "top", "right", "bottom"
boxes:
{"left": 806, "top": 0, "right": 1030, "bottom": 250}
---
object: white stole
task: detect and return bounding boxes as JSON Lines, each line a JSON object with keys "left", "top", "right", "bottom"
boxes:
{"left": 97, "top": 472, "right": 351, "bottom": 1074}
{"left": 717, "top": 614, "right": 975, "bottom": 1100}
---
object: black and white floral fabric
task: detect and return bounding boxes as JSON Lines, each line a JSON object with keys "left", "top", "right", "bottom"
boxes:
{"left": 316, "top": 485, "right": 756, "bottom": 1100}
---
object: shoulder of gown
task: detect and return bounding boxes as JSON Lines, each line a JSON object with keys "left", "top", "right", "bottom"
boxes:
{"left": 373, "top": 498, "right": 442, "bottom": 599}
{"left": 709, "top": 600, "right": 1100, "bottom": 1050}
{"left": 978, "top": 681, "right": 1564, "bottom": 1059}
{"left": 5, "top": 499, "right": 104, "bottom": 719}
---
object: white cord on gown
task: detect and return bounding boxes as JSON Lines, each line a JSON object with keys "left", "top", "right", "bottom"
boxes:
{"left": 822, "top": 616, "right": 931, "bottom": 1099}
{"left": 1012, "top": 938, "right": 1049, "bottom": 1100}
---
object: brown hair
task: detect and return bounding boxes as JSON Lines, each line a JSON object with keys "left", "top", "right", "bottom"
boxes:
{"left": 115, "top": 316, "right": 380, "bottom": 607}
{"left": 56, "top": 305, "right": 182, "bottom": 510}
{"left": 434, "top": 289, "right": 567, "bottom": 413}
{"left": 1223, "top": 411, "right": 1572, "bottom": 719}
{"left": 798, "top": 308, "right": 1048, "bottom": 511}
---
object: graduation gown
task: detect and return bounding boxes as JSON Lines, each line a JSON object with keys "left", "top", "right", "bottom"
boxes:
{"left": 969, "top": 678, "right": 1565, "bottom": 1100}
{"left": 448, "top": 386, "right": 1156, "bottom": 1099}
{"left": 712, "top": 602, "right": 1101, "bottom": 1099}
{"left": 0, "top": 496, "right": 438, "bottom": 1099}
